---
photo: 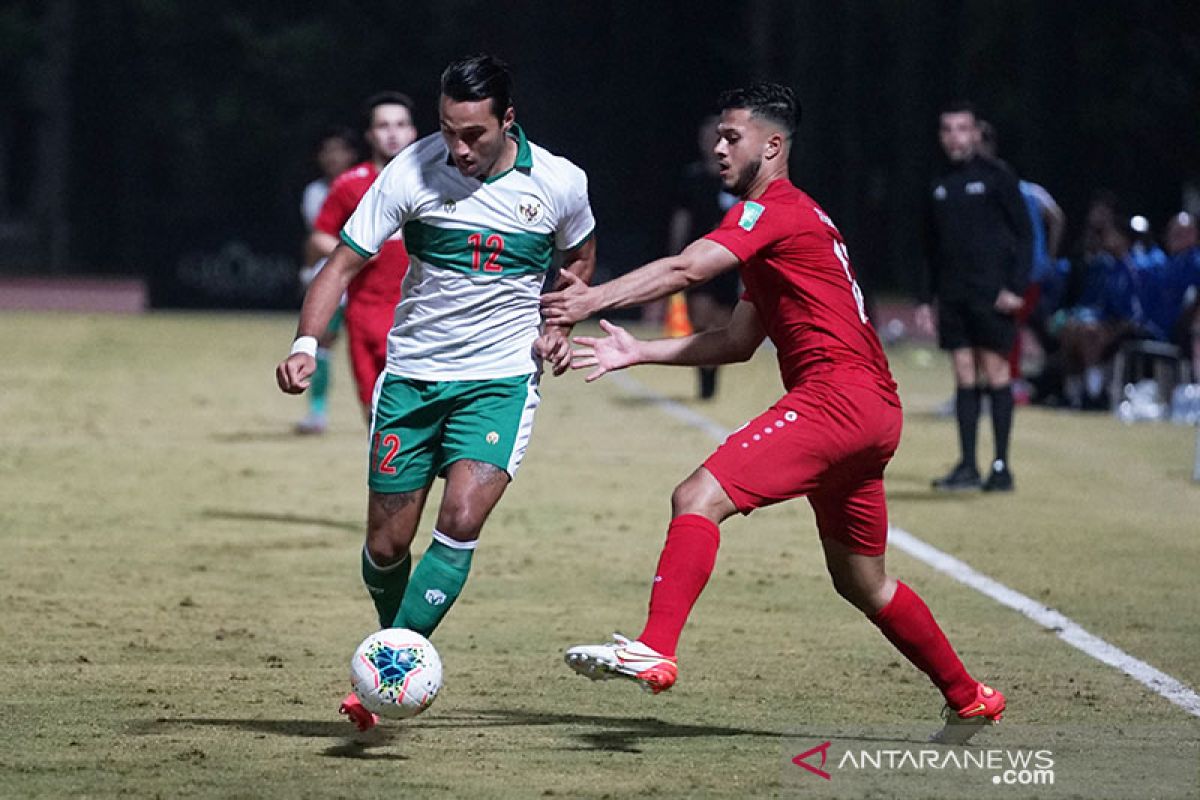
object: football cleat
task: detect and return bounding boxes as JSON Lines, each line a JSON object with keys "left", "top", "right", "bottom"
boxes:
{"left": 294, "top": 412, "right": 328, "bottom": 436}
{"left": 339, "top": 691, "right": 379, "bottom": 732}
{"left": 930, "top": 683, "right": 1006, "bottom": 745}
{"left": 982, "top": 460, "right": 1015, "bottom": 492}
{"left": 931, "top": 462, "right": 982, "bottom": 491}
{"left": 564, "top": 634, "right": 678, "bottom": 694}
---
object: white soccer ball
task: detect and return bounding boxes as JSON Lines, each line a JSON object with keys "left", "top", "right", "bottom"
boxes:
{"left": 350, "top": 628, "right": 443, "bottom": 719}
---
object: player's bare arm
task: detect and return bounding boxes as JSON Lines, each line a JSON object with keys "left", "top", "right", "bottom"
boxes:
{"left": 540, "top": 238, "right": 739, "bottom": 327}
{"left": 535, "top": 236, "right": 597, "bottom": 376}
{"left": 275, "top": 241, "right": 367, "bottom": 393}
{"left": 305, "top": 229, "right": 340, "bottom": 266}
{"left": 572, "top": 299, "right": 764, "bottom": 383}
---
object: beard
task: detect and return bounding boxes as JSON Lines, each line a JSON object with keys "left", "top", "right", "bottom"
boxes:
{"left": 728, "top": 157, "right": 762, "bottom": 198}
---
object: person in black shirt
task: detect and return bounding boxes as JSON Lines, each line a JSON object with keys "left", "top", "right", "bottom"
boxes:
{"left": 668, "top": 115, "right": 740, "bottom": 399}
{"left": 917, "top": 102, "right": 1032, "bottom": 492}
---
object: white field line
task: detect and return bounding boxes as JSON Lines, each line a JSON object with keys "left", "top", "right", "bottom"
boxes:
{"left": 610, "top": 372, "right": 1200, "bottom": 718}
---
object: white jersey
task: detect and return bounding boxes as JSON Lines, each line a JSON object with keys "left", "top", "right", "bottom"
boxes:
{"left": 341, "top": 126, "right": 594, "bottom": 380}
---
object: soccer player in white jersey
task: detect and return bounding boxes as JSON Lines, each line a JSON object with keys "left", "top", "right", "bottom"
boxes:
{"left": 276, "top": 54, "right": 596, "bottom": 730}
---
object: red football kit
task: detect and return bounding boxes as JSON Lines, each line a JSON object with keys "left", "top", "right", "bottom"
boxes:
{"left": 701, "top": 178, "right": 902, "bottom": 556}
{"left": 314, "top": 161, "right": 408, "bottom": 406}
{"left": 632, "top": 184, "right": 986, "bottom": 719}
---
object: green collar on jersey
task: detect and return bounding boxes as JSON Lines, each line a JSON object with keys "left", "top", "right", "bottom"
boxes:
{"left": 445, "top": 123, "right": 532, "bottom": 184}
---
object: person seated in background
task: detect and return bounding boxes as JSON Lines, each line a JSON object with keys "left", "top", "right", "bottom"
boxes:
{"left": 1129, "top": 214, "right": 1168, "bottom": 272}
{"left": 1133, "top": 213, "right": 1191, "bottom": 346}
{"left": 1163, "top": 212, "right": 1200, "bottom": 378}
{"left": 1056, "top": 216, "right": 1143, "bottom": 410}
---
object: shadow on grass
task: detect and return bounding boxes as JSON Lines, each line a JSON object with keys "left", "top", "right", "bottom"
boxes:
{"left": 209, "top": 430, "right": 307, "bottom": 443}
{"left": 422, "top": 708, "right": 786, "bottom": 754}
{"left": 129, "top": 709, "right": 928, "bottom": 757}
{"left": 200, "top": 508, "right": 360, "bottom": 533}
{"left": 610, "top": 395, "right": 696, "bottom": 408}
{"left": 884, "top": 489, "right": 979, "bottom": 502}
{"left": 128, "top": 717, "right": 405, "bottom": 760}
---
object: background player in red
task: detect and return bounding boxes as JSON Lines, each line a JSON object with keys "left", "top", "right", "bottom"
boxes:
{"left": 541, "top": 83, "right": 1005, "bottom": 744}
{"left": 308, "top": 91, "right": 418, "bottom": 418}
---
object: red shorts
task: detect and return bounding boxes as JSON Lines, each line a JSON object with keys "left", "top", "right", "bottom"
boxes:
{"left": 344, "top": 300, "right": 394, "bottom": 408}
{"left": 703, "top": 379, "right": 902, "bottom": 556}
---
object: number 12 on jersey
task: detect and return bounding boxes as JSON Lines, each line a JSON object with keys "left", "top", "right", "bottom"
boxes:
{"left": 467, "top": 232, "right": 505, "bottom": 273}
{"left": 832, "top": 240, "right": 868, "bottom": 324}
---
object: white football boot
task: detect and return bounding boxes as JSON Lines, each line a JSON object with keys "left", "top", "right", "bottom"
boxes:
{"left": 564, "top": 633, "right": 678, "bottom": 694}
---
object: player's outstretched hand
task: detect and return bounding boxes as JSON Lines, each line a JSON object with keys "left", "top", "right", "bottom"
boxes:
{"left": 534, "top": 326, "right": 573, "bottom": 377}
{"left": 276, "top": 353, "right": 316, "bottom": 394}
{"left": 571, "top": 319, "right": 641, "bottom": 382}
{"left": 540, "top": 269, "right": 595, "bottom": 327}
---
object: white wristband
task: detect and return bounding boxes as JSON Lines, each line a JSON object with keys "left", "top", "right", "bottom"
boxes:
{"left": 290, "top": 335, "right": 318, "bottom": 358}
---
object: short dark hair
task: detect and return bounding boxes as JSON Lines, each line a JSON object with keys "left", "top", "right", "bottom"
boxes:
{"left": 317, "top": 125, "right": 359, "bottom": 153}
{"left": 717, "top": 82, "right": 799, "bottom": 138}
{"left": 440, "top": 54, "right": 513, "bottom": 120}
{"left": 362, "top": 91, "right": 414, "bottom": 128}
{"left": 940, "top": 100, "right": 978, "bottom": 119}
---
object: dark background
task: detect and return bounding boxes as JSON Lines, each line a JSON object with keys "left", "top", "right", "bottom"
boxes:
{"left": 2, "top": 0, "right": 1198, "bottom": 307}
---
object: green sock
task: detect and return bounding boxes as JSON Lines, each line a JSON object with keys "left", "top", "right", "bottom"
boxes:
{"left": 309, "top": 347, "right": 331, "bottom": 415}
{"left": 361, "top": 547, "right": 411, "bottom": 629}
{"left": 395, "top": 532, "right": 475, "bottom": 637}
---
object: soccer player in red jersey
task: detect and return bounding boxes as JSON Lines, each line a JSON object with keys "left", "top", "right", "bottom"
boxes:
{"left": 307, "top": 92, "right": 418, "bottom": 418}
{"left": 541, "top": 83, "right": 1005, "bottom": 744}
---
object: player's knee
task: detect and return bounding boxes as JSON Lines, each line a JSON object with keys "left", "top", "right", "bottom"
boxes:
{"left": 827, "top": 568, "right": 887, "bottom": 614}
{"left": 364, "top": 535, "right": 408, "bottom": 568}
{"left": 670, "top": 478, "right": 712, "bottom": 517}
{"left": 435, "top": 503, "right": 486, "bottom": 541}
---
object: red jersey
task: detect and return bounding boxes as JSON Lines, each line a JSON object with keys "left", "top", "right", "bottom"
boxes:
{"left": 704, "top": 179, "right": 896, "bottom": 396}
{"left": 314, "top": 161, "right": 407, "bottom": 306}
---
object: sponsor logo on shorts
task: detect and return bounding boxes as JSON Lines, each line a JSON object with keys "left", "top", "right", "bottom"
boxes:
{"left": 424, "top": 589, "right": 447, "bottom": 606}
{"left": 486, "top": 431, "right": 500, "bottom": 445}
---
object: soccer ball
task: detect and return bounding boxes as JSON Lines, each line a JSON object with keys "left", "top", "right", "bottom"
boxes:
{"left": 350, "top": 628, "right": 443, "bottom": 719}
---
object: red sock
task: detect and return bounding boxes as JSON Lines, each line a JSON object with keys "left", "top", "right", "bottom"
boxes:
{"left": 636, "top": 514, "right": 721, "bottom": 658}
{"left": 869, "top": 581, "right": 977, "bottom": 709}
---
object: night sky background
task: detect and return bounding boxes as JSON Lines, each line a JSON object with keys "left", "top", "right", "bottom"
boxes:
{"left": 3, "top": 1, "right": 1198, "bottom": 307}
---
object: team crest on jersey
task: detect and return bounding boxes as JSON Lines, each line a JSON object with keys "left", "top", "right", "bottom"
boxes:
{"left": 738, "top": 201, "right": 765, "bottom": 231}
{"left": 442, "top": 198, "right": 457, "bottom": 213}
{"left": 515, "top": 195, "right": 545, "bottom": 227}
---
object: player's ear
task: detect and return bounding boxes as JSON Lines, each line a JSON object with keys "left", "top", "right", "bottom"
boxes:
{"left": 764, "top": 131, "right": 784, "bottom": 161}
{"left": 501, "top": 105, "right": 515, "bottom": 134}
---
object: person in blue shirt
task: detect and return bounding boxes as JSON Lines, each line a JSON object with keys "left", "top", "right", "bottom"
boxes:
{"left": 1163, "top": 212, "right": 1200, "bottom": 378}
{"left": 1056, "top": 217, "right": 1143, "bottom": 409}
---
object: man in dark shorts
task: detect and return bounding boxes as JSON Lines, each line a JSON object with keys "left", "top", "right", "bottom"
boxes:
{"left": 916, "top": 102, "right": 1032, "bottom": 492}
{"left": 543, "top": 83, "right": 1005, "bottom": 745}
{"left": 668, "top": 115, "right": 740, "bottom": 398}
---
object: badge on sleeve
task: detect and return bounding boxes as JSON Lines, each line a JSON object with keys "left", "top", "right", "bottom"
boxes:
{"left": 738, "top": 201, "right": 765, "bottom": 231}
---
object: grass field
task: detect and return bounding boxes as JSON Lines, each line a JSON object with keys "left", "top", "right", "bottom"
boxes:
{"left": 1, "top": 311, "right": 1198, "bottom": 799}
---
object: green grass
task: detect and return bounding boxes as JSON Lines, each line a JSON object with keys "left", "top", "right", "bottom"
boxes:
{"left": 1, "top": 312, "right": 1197, "bottom": 799}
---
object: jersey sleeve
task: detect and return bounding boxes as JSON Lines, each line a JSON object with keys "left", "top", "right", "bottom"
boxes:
{"left": 703, "top": 199, "right": 780, "bottom": 263}
{"left": 554, "top": 168, "right": 595, "bottom": 250}
{"left": 312, "top": 178, "right": 357, "bottom": 238}
{"left": 340, "top": 159, "right": 414, "bottom": 258}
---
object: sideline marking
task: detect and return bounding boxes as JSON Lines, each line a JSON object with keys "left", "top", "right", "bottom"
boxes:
{"left": 611, "top": 372, "right": 1200, "bottom": 718}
